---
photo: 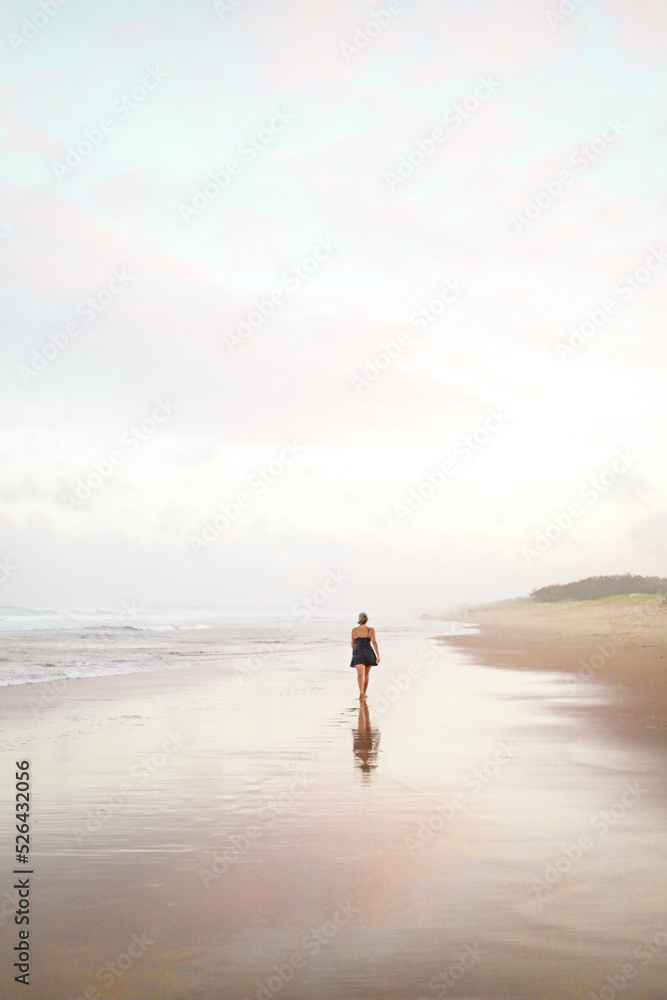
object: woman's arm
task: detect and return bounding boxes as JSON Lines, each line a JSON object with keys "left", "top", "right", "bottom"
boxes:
{"left": 370, "top": 628, "right": 380, "bottom": 661}
{"left": 351, "top": 627, "right": 357, "bottom": 650}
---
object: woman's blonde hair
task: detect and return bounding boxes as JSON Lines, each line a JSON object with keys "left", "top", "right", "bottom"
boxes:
{"left": 357, "top": 612, "right": 368, "bottom": 625}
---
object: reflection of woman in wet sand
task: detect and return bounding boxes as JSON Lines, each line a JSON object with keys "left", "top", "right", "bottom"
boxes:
{"left": 350, "top": 612, "right": 380, "bottom": 699}
{"left": 352, "top": 699, "right": 380, "bottom": 778}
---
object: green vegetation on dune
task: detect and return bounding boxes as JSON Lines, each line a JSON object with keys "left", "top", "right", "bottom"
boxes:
{"left": 530, "top": 574, "right": 667, "bottom": 603}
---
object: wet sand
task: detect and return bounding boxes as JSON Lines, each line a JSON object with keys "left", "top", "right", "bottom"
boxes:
{"left": 2, "top": 622, "right": 667, "bottom": 999}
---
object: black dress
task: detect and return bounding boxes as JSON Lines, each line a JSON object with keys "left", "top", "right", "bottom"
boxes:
{"left": 350, "top": 635, "right": 377, "bottom": 668}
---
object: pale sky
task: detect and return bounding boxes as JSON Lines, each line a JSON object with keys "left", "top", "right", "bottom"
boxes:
{"left": 1, "top": 0, "right": 666, "bottom": 614}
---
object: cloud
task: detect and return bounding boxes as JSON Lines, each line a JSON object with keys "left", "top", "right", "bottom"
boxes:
{"left": 1, "top": 0, "right": 666, "bottom": 607}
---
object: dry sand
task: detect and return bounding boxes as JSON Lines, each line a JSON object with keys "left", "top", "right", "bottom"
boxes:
{"left": 443, "top": 595, "right": 667, "bottom": 725}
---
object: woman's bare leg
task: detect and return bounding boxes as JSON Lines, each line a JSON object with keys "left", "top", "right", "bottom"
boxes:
{"left": 355, "top": 664, "right": 366, "bottom": 698}
{"left": 363, "top": 666, "right": 371, "bottom": 695}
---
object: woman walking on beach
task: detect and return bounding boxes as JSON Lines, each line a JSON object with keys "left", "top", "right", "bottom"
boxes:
{"left": 350, "top": 613, "right": 380, "bottom": 699}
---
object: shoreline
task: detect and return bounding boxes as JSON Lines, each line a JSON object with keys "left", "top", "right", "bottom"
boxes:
{"left": 3, "top": 619, "right": 667, "bottom": 999}
{"left": 441, "top": 595, "right": 667, "bottom": 729}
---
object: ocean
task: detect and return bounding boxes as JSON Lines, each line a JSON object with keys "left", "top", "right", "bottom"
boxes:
{"left": 0, "top": 607, "right": 477, "bottom": 687}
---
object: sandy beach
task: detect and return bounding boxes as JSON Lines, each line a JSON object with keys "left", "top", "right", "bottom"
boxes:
{"left": 443, "top": 595, "right": 667, "bottom": 727}
{"left": 2, "top": 615, "right": 667, "bottom": 999}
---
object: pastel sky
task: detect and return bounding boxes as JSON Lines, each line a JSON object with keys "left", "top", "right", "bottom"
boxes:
{"left": 1, "top": 0, "right": 666, "bottom": 614}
